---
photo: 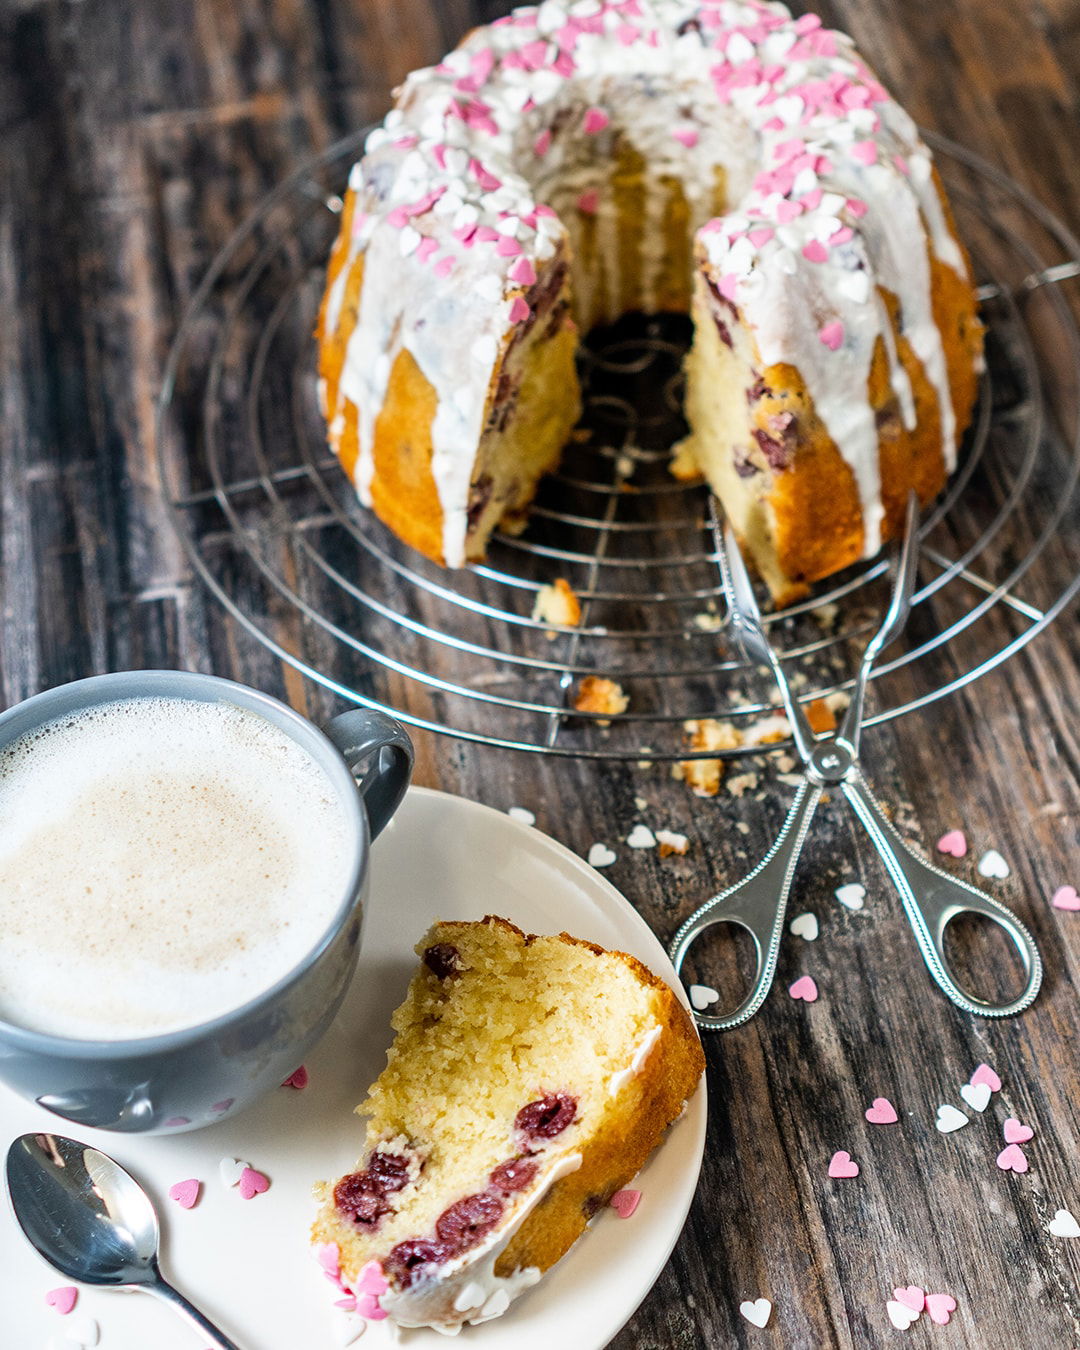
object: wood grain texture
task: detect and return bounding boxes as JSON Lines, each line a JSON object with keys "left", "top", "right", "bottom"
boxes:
{"left": 2, "top": 2, "right": 1080, "bottom": 1346}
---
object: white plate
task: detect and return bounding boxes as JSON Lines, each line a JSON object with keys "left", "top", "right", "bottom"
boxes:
{"left": 0, "top": 787, "right": 706, "bottom": 1349}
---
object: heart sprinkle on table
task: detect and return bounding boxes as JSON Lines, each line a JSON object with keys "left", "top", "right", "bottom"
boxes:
{"left": 866, "top": 1097, "right": 899, "bottom": 1124}
{"left": 828, "top": 1150, "right": 859, "bottom": 1179}
{"left": 1052, "top": 884, "right": 1080, "bottom": 911}
{"left": 936, "top": 829, "right": 967, "bottom": 858}
{"left": 610, "top": 1189, "right": 641, "bottom": 1218}
{"left": 790, "top": 912, "right": 819, "bottom": 941}
{"left": 886, "top": 1300, "right": 920, "bottom": 1330}
{"left": 626, "top": 823, "right": 656, "bottom": 849}
{"left": 45, "top": 1287, "right": 78, "bottom": 1316}
{"left": 789, "top": 975, "right": 819, "bottom": 1002}
{"left": 587, "top": 842, "right": 616, "bottom": 868}
{"left": 507, "top": 807, "right": 535, "bottom": 826}
{"left": 689, "top": 984, "right": 720, "bottom": 1011}
{"left": 739, "top": 1298, "right": 772, "bottom": 1328}
{"left": 282, "top": 1064, "right": 309, "bottom": 1089}
{"left": 996, "top": 1143, "right": 1029, "bottom": 1173}
{"left": 970, "top": 1063, "right": 1002, "bottom": 1092}
{"left": 935, "top": 1104, "right": 969, "bottom": 1133}
{"left": 66, "top": 1316, "right": 100, "bottom": 1347}
{"left": 1048, "top": 1208, "right": 1080, "bottom": 1237}
{"left": 238, "top": 1165, "right": 271, "bottom": 1199}
{"left": 1003, "top": 1117, "right": 1034, "bottom": 1144}
{"left": 925, "top": 1293, "right": 957, "bottom": 1325}
{"left": 893, "top": 1287, "right": 925, "bottom": 1313}
{"left": 834, "top": 882, "right": 865, "bottom": 910}
{"left": 334, "top": 1314, "right": 368, "bottom": 1345}
{"left": 977, "top": 848, "right": 1010, "bottom": 879}
{"left": 960, "top": 1081, "right": 992, "bottom": 1113}
{"left": 168, "top": 1178, "right": 201, "bottom": 1209}
{"left": 219, "top": 1157, "right": 250, "bottom": 1188}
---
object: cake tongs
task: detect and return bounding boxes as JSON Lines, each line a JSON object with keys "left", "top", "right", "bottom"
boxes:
{"left": 670, "top": 494, "right": 1043, "bottom": 1031}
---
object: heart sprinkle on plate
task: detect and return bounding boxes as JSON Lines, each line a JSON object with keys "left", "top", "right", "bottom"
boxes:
{"left": 789, "top": 912, "right": 819, "bottom": 941}
{"left": 168, "top": 1178, "right": 201, "bottom": 1209}
{"left": 935, "top": 1104, "right": 968, "bottom": 1133}
{"left": 866, "top": 1097, "right": 899, "bottom": 1124}
{"left": 739, "top": 1298, "right": 772, "bottom": 1328}
{"left": 610, "top": 1189, "right": 641, "bottom": 1218}
{"left": 828, "top": 1150, "right": 859, "bottom": 1179}
{"left": 219, "top": 1157, "right": 249, "bottom": 1188}
{"left": 45, "top": 1287, "right": 78, "bottom": 1316}
{"left": 788, "top": 975, "right": 818, "bottom": 1002}
{"left": 238, "top": 1165, "right": 271, "bottom": 1199}
{"left": 282, "top": 1064, "right": 309, "bottom": 1090}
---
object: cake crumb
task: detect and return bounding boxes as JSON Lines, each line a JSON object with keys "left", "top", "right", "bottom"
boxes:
{"left": 727, "top": 771, "right": 759, "bottom": 798}
{"left": 573, "top": 676, "right": 629, "bottom": 725}
{"left": 656, "top": 829, "right": 690, "bottom": 857}
{"left": 668, "top": 436, "right": 703, "bottom": 482}
{"left": 672, "top": 719, "right": 742, "bottom": 797}
{"left": 691, "top": 610, "right": 723, "bottom": 633}
{"left": 532, "top": 578, "right": 581, "bottom": 632}
{"left": 812, "top": 602, "right": 839, "bottom": 629}
{"left": 735, "top": 820, "right": 751, "bottom": 835}
{"left": 805, "top": 698, "right": 837, "bottom": 734}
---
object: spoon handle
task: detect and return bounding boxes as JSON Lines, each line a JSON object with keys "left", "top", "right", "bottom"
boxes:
{"left": 149, "top": 1276, "right": 245, "bottom": 1350}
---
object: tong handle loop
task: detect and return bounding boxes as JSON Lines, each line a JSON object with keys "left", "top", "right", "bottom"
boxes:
{"left": 842, "top": 772, "right": 1043, "bottom": 1017}
{"left": 670, "top": 781, "right": 822, "bottom": 1031}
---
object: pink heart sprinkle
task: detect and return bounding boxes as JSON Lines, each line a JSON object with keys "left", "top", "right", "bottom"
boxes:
{"left": 996, "top": 1143, "right": 1029, "bottom": 1173}
{"left": 802, "top": 239, "right": 828, "bottom": 263}
{"left": 936, "top": 829, "right": 967, "bottom": 858}
{"left": 893, "top": 1286, "right": 925, "bottom": 1313}
{"left": 672, "top": 126, "right": 699, "bottom": 148}
{"left": 281, "top": 1065, "right": 308, "bottom": 1090}
{"left": 356, "top": 1292, "right": 389, "bottom": 1321}
{"left": 355, "top": 1261, "right": 389, "bottom": 1296}
{"left": 211, "top": 1098, "right": 234, "bottom": 1114}
{"left": 168, "top": 1178, "right": 201, "bottom": 1210}
{"left": 509, "top": 256, "right": 537, "bottom": 285}
{"left": 163, "top": 1116, "right": 190, "bottom": 1128}
{"left": 925, "top": 1293, "right": 957, "bottom": 1325}
{"left": 46, "top": 1287, "right": 78, "bottom": 1316}
{"left": 334, "top": 1295, "right": 358, "bottom": 1312}
{"left": 828, "top": 1150, "right": 860, "bottom": 1179}
{"left": 610, "top": 1188, "right": 641, "bottom": 1218}
{"left": 850, "top": 139, "right": 878, "bottom": 166}
{"left": 534, "top": 129, "right": 552, "bottom": 157}
{"left": 971, "top": 1063, "right": 1002, "bottom": 1092}
{"left": 789, "top": 975, "right": 818, "bottom": 1002}
{"left": 577, "top": 189, "right": 600, "bottom": 215}
{"left": 1052, "top": 885, "right": 1080, "bottom": 911}
{"left": 865, "top": 1097, "right": 899, "bottom": 1125}
{"left": 819, "top": 320, "right": 845, "bottom": 350}
{"left": 583, "top": 107, "right": 609, "bottom": 134}
{"left": 1003, "top": 1117, "right": 1034, "bottom": 1144}
{"left": 314, "top": 1242, "right": 341, "bottom": 1278}
{"left": 508, "top": 296, "right": 531, "bottom": 323}
{"left": 238, "top": 1166, "right": 270, "bottom": 1199}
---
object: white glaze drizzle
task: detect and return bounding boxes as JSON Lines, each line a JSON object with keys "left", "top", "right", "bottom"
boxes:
{"left": 608, "top": 1023, "right": 663, "bottom": 1096}
{"left": 375, "top": 1151, "right": 583, "bottom": 1335}
{"left": 326, "top": 0, "right": 972, "bottom": 565}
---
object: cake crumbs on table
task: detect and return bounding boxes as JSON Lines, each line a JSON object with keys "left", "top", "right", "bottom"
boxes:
{"left": 532, "top": 577, "right": 581, "bottom": 633}
{"left": 672, "top": 717, "right": 741, "bottom": 796}
{"left": 573, "top": 675, "right": 629, "bottom": 725}
{"left": 656, "top": 829, "right": 690, "bottom": 857}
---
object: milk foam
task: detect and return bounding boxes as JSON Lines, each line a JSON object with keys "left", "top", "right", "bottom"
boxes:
{"left": 0, "top": 697, "right": 355, "bottom": 1040}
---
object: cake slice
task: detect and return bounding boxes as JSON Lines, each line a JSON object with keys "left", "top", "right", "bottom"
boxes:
{"left": 311, "top": 915, "right": 704, "bottom": 1333}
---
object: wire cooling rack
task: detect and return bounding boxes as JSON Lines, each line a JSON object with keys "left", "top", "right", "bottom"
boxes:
{"left": 156, "top": 129, "right": 1080, "bottom": 760}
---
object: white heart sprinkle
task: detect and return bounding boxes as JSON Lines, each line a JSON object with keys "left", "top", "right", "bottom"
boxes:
{"left": 1048, "top": 1208, "right": 1080, "bottom": 1238}
{"left": 626, "top": 824, "right": 656, "bottom": 849}
{"left": 69, "top": 1319, "right": 99, "bottom": 1348}
{"left": 689, "top": 984, "right": 720, "bottom": 1011}
{"left": 935, "top": 1103, "right": 969, "bottom": 1133}
{"left": 588, "top": 843, "right": 616, "bottom": 868}
{"left": 334, "top": 1313, "right": 367, "bottom": 1345}
{"left": 835, "top": 882, "right": 866, "bottom": 911}
{"left": 886, "top": 1299, "right": 921, "bottom": 1331}
{"left": 219, "top": 1157, "right": 249, "bottom": 1188}
{"left": 739, "top": 1298, "right": 772, "bottom": 1328}
{"left": 789, "top": 912, "right": 819, "bottom": 941}
{"left": 978, "top": 849, "right": 1010, "bottom": 879}
{"left": 960, "top": 1081, "right": 991, "bottom": 1113}
{"left": 507, "top": 807, "right": 535, "bottom": 826}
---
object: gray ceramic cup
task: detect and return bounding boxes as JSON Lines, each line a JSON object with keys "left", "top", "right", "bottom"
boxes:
{"left": 0, "top": 670, "right": 413, "bottom": 1134}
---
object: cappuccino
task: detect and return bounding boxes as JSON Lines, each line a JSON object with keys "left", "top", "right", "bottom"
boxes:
{"left": 0, "top": 697, "right": 356, "bottom": 1040}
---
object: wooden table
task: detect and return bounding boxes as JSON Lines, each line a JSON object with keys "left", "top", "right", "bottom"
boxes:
{"left": 3, "top": 2, "right": 1080, "bottom": 1345}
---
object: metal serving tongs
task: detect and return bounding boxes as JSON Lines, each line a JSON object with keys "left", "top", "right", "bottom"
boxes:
{"left": 670, "top": 493, "right": 1043, "bottom": 1031}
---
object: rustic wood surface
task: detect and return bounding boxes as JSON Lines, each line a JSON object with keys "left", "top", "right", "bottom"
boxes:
{"left": 3, "top": 1, "right": 1080, "bottom": 1346}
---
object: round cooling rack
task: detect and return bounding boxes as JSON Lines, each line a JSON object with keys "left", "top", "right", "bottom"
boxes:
{"left": 155, "top": 128, "right": 1080, "bottom": 760}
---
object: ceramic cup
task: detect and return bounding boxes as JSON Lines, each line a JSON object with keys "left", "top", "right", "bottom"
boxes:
{"left": 0, "top": 670, "right": 413, "bottom": 1133}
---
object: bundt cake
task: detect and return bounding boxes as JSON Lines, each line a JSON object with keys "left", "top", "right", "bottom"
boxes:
{"left": 311, "top": 915, "right": 704, "bottom": 1333}
{"left": 316, "top": 0, "right": 983, "bottom": 604}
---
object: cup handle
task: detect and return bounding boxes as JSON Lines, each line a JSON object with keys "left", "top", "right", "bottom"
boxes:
{"left": 323, "top": 709, "right": 414, "bottom": 841}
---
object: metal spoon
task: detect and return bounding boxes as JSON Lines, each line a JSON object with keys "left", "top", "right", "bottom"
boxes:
{"left": 6, "top": 1132, "right": 242, "bottom": 1349}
